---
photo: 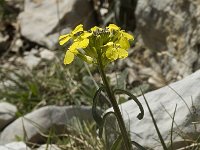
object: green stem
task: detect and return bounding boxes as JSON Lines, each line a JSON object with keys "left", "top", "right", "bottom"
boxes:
{"left": 97, "top": 58, "right": 132, "bottom": 150}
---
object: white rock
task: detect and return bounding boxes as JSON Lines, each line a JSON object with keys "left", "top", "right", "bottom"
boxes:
{"left": 108, "top": 70, "right": 200, "bottom": 149}
{"left": 37, "top": 144, "right": 60, "bottom": 150}
{"left": 11, "top": 39, "right": 23, "bottom": 53}
{"left": 0, "top": 80, "right": 15, "bottom": 90}
{"left": 0, "top": 33, "right": 9, "bottom": 43}
{"left": 0, "top": 102, "right": 17, "bottom": 130}
{"left": 19, "top": 0, "right": 96, "bottom": 49}
{"left": 24, "top": 48, "right": 38, "bottom": 56}
{"left": 23, "top": 54, "right": 41, "bottom": 69}
{"left": 0, "top": 106, "right": 99, "bottom": 144}
{"left": 39, "top": 48, "right": 55, "bottom": 61}
{"left": 0, "top": 142, "right": 30, "bottom": 150}
{"left": 0, "top": 33, "right": 9, "bottom": 53}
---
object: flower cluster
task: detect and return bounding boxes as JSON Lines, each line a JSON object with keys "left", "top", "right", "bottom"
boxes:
{"left": 59, "top": 24, "right": 134, "bottom": 66}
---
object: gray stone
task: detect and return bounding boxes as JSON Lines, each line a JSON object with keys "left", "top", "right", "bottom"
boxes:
{"left": 0, "top": 80, "right": 15, "bottom": 90}
{"left": 0, "top": 32, "right": 9, "bottom": 53}
{"left": 0, "top": 102, "right": 17, "bottom": 131}
{"left": 0, "top": 142, "right": 30, "bottom": 150}
{"left": 0, "top": 33, "right": 9, "bottom": 44}
{"left": 23, "top": 54, "right": 41, "bottom": 69}
{"left": 37, "top": 144, "right": 60, "bottom": 150}
{"left": 39, "top": 48, "right": 55, "bottom": 61}
{"left": 0, "top": 106, "right": 98, "bottom": 144}
{"left": 19, "top": 0, "right": 96, "bottom": 49}
{"left": 135, "top": 0, "right": 200, "bottom": 78}
{"left": 11, "top": 38, "right": 23, "bottom": 53}
{"left": 107, "top": 70, "right": 200, "bottom": 149}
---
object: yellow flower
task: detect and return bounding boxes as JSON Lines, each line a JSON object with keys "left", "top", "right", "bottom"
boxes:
{"left": 59, "top": 24, "right": 83, "bottom": 45}
{"left": 116, "top": 36, "right": 129, "bottom": 49}
{"left": 107, "top": 24, "right": 134, "bottom": 40}
{"left": 63, "top": 51, "right": 74, "bottom": 65}
{"left": 79, "top": 31, "right": 92, "bottom": 39}
{"left": 105, "top": 42, "right": 128, "bottom": 61}
{"left": 119, "top": 30, "right": 134, "bottom": 40}
{"left": 90, "top": 26, "right": 103, "bottom": 32}
{"left": 107, "top": 24, "right": 120, "bottom": 31}
{"left": 59, "top": 24, "right": 134, "bottom": 66}
{"left": 64, "top": 38, "right": 90, "bottom": 64}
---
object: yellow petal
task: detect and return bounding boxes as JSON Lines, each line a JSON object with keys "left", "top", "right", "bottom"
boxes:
{"left": 59, "top": 34, "right": 71, "bottom": 45}
{"left": 69, "top": 39, "right": 88, "bottom": 53}
{"left": 107, "top": 24, "right": 120, "bottom": 31}
{"left": 117, "top": 48, "right": 128, "bottom": 59}
{"left": 121, "top": 31, "right": 134, "bottom": 40}
{"left": 69, "top": 42, "right": 79, "bottom": 53}
{"left": 79, "top": 39, "right": 89, "bottom": 48}
{"left": 72, "top": 24, "right": 83, "bottom": 35}
{"left": 80, "top": 31, "right": 92, "bottom": 39}
{"left": 105, "top": 42, "right": 113, "bottom": 47}
{"left": 118, "top": 37, "right": 130, "bottom": 49}
{"left": 64, "top": 50, "right": 75, "bottom": 64}
{"left": 91, "top": 26, "right": 102, "bottom": 32}
{"left": 105, "top": 47, "right": 118, "bottom": 61}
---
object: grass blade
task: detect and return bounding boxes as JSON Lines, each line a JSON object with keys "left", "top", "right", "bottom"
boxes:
{"left": 170, "top": 104, "right": 177, "bottom": 150}
{"left": 110, "top": 135, "right": 123, "bottom": 150}
{"left": 141, "top": 88, "right": 168, "bottom": 150}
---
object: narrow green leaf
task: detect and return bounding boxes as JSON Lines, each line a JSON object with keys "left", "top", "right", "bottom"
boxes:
{"left": 99, "top": 111, "right": 116, "bottom": 138}
{"left": 140, "top": 88, "right": 168, "bottom": 150}
{"left": 170, "top": 104, "right": 177, "bottom": 150}
{"left": 110, "top": 135, "right": 123, "bottom": 150}
{"left": 92, "top": 86, "right": 105, "bottom": 127}
{"left": 92, "top": 86, "right": 116, "bottom": 138}
{"left": 113, "top": 89, "right": 144, "bottom": 120}
{"left": 131, "top": 141, "right": 147, "bottom": 150}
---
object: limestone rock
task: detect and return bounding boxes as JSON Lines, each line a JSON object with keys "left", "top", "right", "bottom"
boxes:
{"left": 0, "top": 102, "right": 17, "bottom": 131}
{"left": 37, "top": 144, "right": 60, "bottom": 150}
{"left": 19, "top": 0, "right": 96, "bottom": 49}
{"left": 0, "top": 142, "right": 30, "bottom": 150}
{"left": 0, "top": 106, "right": 97, "bottom": 144}
{"left": 0, "top": 32, "right": 9, "bottom": 53}
{"left": 108, "top": 70, "right": 200, "bottom": 149}
{"left": 39, "top": 48, "right": 55, "bottom": 61}
{"left": 135, "top": 0, "right": 200, "bottom": 77}
{"left": 23, "top": 54, "right": 41, "bottom": 69}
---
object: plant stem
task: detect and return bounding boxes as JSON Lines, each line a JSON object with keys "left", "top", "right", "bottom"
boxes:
{"left": 97, "top": 58, "right": 132, "bottom": 150}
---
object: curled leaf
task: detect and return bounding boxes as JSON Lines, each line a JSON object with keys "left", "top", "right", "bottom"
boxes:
{"left": 113, "top": 89, "right": 144, "bottom": 120}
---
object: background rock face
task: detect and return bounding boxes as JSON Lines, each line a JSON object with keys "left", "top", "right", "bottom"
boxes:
{"left": 135, "top": 0, "right": 200, "bottom": 77}
{"left": 19, "top": 0, "right": 96, "bottom": 49}
{"left": 108, "top": 70, "right": 200, "bottom": 149}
